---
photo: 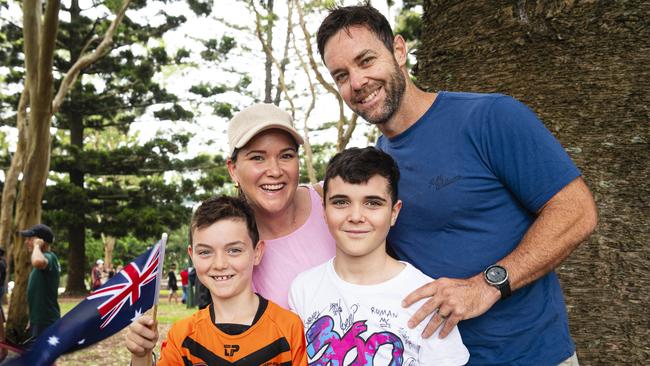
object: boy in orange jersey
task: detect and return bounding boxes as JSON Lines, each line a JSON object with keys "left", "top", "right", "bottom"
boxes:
{"left": 126, "top": 196, "right": 307, "bottom": 366}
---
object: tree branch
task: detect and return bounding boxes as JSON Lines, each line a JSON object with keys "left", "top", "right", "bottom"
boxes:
{"left": 290, "top": 17, "right": 317, "bottom": 183}
{"left": 52, "top": 0, "right": 133, "bottom": 113}
{"left": 21, "top": 0, "right": 41, "bottom": 92}
{"left": 294, "top": 0, "right": 339, "bottom": 97}
{"left": 251, "top": 1, "right": 295, "bottom": 113}
{"left": 293, "top": 0, "right": 356, "bottom": 151}
{"left": 38, "top": 0, "right": 61, "bottom": 100}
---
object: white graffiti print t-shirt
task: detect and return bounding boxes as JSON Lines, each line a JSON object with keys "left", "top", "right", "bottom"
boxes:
{"left": 289, "top": 259, "right": 469, "bottom": 366}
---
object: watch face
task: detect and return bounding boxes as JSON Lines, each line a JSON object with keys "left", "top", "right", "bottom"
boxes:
{"left": 486, "top": 266, "right": 507, "bottom": 284}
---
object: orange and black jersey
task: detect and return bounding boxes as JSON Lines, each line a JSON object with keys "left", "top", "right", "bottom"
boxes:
{"left": 158, "top": 298, "right": 307, "bottom": 366}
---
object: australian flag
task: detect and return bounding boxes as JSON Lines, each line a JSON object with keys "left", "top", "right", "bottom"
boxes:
{"left": 6, "top": 235, "right": 167, "bottom": 366}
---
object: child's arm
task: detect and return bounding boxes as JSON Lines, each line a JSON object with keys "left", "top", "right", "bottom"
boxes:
{"left": 125, "top": 316, "right": 158, "bottom": 366}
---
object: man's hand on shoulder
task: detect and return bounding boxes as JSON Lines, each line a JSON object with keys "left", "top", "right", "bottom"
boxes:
{"left": 402, "top": 274, "right": 500, "bottom": 339}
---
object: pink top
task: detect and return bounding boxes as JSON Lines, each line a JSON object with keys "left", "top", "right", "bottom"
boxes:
{"left": 253, "top": 184, "right": 336, "bottom": 309}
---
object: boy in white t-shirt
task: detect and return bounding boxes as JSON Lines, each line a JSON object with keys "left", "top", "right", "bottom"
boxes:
{"left": 289, "top": 147, "right": 469, "bottom": 366}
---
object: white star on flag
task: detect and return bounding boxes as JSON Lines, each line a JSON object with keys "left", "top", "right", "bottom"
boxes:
{"left": 131, "top": 308, "right": 143, "bottom": 322}
{"left": 48, "top": 336, "right": 60, "bottom": 346}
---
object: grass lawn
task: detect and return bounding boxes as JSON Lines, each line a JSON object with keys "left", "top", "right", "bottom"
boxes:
{"left": 52, "top": 293, "right": 196, "bottom": 366}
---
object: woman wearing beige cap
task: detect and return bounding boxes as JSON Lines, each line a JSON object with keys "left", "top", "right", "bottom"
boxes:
{"left": 226, "top": 103, "right": 336, "bottom": 308}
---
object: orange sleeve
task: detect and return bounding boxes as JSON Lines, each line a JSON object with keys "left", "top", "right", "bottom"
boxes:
{"left": 156, "top": 325, "right": 185, "bottom": 366}
{"left": 291, "top": 318, "right": 308, "bottom": 366}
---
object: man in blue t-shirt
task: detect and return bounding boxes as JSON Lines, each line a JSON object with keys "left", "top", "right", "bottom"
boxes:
{"left": 316, "top": 5, "right": 598, "bottom": 366}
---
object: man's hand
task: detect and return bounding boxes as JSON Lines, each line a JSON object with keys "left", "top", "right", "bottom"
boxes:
{"left": 402, "top": 274, "right": 501, "bottom": 338}
{"left": 125, "top": 315, "right": 158, "bottom": 359}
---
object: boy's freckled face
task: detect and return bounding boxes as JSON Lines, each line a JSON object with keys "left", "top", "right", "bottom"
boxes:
{"left": 188, "top": 218, "right": 263, "bottom": 301}
{"left": 325, "top": 175, "right": 401, "bottom": 258}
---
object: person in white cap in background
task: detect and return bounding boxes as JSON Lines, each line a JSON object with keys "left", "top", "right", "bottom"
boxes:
{"left": 20, "top": 223, "right": 60, "bottom": 338}
{"left": 225, "top": 103, "right": 336, "bottom": 308}
{"left": 91, "top": 258, "right": 104, "bottom": 291}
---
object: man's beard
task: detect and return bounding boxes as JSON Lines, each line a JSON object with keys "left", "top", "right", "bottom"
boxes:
{"left": 354, "top": 61, "right": 406, "bottom": 125}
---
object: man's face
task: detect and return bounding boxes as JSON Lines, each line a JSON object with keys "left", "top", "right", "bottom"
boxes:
{"left": 323, "top": 26, "right": 406, "bottom": 125}
{"left": 325, "top": 175, "right": 402, "bottom": 259}
{"left": 24, "top": 236, "right": 34, "bottom": 251}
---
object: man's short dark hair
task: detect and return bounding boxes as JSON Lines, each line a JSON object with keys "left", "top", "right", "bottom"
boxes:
{"left": 189, "top": 196, "right": 259, "bottom": 247}
{"left": 317, "top": 5, "right": 394, "bottom": 61}
{"left": 324, "top": 147, "right": 400, "bottom": 205}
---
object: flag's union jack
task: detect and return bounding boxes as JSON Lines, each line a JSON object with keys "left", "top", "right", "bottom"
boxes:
{"left": 5, "top": 236, "right": 166, "bottom": 366}
{"left": 87, "top": 243, "right": 161, "bottom": 328}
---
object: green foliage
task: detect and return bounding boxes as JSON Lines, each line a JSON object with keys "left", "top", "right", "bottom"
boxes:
{"left": 165, "top": 224, "right": 192, "bottom": 270}
{"left": 237, "top": 75, "right": 252, "bottom": 91}
{"left": 200, "top": 35, "right": 237, "bottom": 61}
{"left": 187, "top": 0, "right": 213, "bottom": 16}
{"left": 153, "top": 103, "right": 195, "bottom": 121}
{"left": 194, "top": 154, "right": 232, "bottom": 200}
{"left": 213, "top": 102, "right": 235, "bottom": 119}
{"left": 175, "top": 48, "right": 191, "bottom": 63}
{"left": 395, "top": 9, "right": 422, "bottom": 45}
{"left": 219, "top": 36, "right": 236, "bottom": 55}
{"left": 300, "top": 142, "right": 336, "bottom": 183}
{"left": 105, "top": 0, "right": 126, "bottom": 13}
{"left": 189, "top": 83, "right": 228, "bottom": 97}
{"left": 110, "top": 234, "right": 155, "bottom": 267}
{"left": 84, "top": 233, "right": 107, "bottom": 268}
{"left": 0, "top": 0, "right": 238, "bottom": 293}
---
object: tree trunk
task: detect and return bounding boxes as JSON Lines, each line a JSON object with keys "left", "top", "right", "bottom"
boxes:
{"left": 263, "top": 0, "right": 275, "bottom": 103}
{"left": 103, "top": 235, "right": 116, "bottom": 271}
{"left": 0, "top": 88, "right": 28, "bottom": 290}
{"left": 417, "top": 1, "right": 649, "bottom": 363}
{"left": 6, "top": 0, "right": 60, "bottom": 340}
{"left": 6, "top": 0, "right": 132, "bottom": 339}
{"left": 64, "top": 74, "right": 87, "bottom": 295}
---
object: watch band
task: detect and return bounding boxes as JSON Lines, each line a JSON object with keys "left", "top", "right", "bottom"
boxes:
{"left": 497, "top": 279, "right": 511, "bottom": 299}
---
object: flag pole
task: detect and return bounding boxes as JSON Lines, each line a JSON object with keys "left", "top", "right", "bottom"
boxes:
{"left": 146, "top": 233, "right": 167, "bottom": 366}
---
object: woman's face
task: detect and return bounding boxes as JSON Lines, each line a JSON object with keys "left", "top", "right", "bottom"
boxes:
{"left": 227, "top": 129, "right": 300, "bottom": 215}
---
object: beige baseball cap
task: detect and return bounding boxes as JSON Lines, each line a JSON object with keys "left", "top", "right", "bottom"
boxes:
{"left": 228, "top": 103, "right": 304, "bottom": 157}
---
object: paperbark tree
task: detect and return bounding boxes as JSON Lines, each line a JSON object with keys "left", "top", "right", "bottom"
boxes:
{"left": 4, "top": 0, "right": 132, "bottom": 340}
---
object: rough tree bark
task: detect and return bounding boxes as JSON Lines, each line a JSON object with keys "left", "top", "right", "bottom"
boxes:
{"left": 102, "top": 234, "right": 116, "bottom": 272}
{"left": 417, "top": 1, "right": 649, "bottom": 363}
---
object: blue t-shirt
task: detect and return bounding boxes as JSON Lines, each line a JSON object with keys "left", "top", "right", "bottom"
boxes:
{"left": 377, "top": 92, "right": 580, "bottom": 365}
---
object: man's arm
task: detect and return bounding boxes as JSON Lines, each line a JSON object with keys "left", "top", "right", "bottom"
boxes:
{"left": 31, "top": 239, "right": 49, "bottom": 269}
{"left": 403, "top": 177, "right": 598, "bottom": 338}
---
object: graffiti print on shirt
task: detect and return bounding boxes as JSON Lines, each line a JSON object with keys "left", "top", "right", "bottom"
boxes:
{"left": 306, "top": 315, "right": 405, "bottom": 365}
